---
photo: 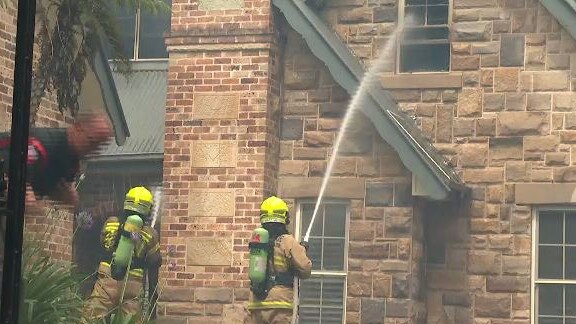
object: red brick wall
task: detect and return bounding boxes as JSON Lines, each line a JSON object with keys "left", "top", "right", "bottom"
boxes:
{"left": 170, "top": 0, "right": 273, "bottom": 32}
{"left": 0, "top": 5, "right": 16, "bottom": 132}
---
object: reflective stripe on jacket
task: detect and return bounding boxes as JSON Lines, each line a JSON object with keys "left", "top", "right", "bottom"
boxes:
{"left": 248, "top": 300, "right": 294, "bottom": 310}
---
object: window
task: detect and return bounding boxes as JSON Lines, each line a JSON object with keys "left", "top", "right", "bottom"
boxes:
{"left": 296, "top": 201, "right": 348, "bottom": 324}
{"left": 107, "top": 0, "right": 171, "bottom": 60}
{"left": 534, "top": 209, "right": 576, "bottom": 324}
{"left": 399, "top": 0, "right": 450, "bottom": 73}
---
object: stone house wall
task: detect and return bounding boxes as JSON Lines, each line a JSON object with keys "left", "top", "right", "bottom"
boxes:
{"left": 278, "top": 24, "right": 423, "bottom": 323}
{"left": 320, "top": 0, "right": 575, "bottom": 323}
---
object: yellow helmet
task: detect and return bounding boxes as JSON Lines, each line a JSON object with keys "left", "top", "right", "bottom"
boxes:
{"left": 124, "top": 186, "right": 154, "bottom": 217}
{"left": 260, "top": 196, "right": 289, "bottom": 224}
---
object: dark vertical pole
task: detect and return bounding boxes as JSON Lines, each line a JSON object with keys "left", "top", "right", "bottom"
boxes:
{"left": 0, "top": 0, "right": 37, "bottom": 321}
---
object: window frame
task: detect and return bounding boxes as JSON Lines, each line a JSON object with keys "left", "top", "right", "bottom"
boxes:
{"left": 531, "top": 206, "right": 576, "bottom": 324}
{"left": 294, "top": 199, "right": 350, "bottom": 324}
{"left": 110, "top": 5, "right": 171, "bottom": 62}
{"left": 396, "top": 0, "right": 453, "bottom": 74}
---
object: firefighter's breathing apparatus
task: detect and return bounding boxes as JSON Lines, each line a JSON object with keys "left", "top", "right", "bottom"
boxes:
{"left": 248, "top": 196, "right": 302, "bottom": 299}
{"left": 248, "top": 227, "right": 270, "bottom": 299}
{"left": 110, "top": 214, "right": 143, "bottom": 280}
{"left": 110, "top": 186, "right": 153, "bottom": 280}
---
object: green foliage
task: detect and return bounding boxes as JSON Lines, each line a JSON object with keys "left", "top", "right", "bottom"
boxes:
{"left": 20, "top": 237, "right": 88, "bottom": 323}
{"left": 17, "top": 205, "right": 161, "bottom": 323}
{"left": 2, "top": 195, "right": 166, "bottom": 324}
{"left": 34, "top": 0, "right": 169, "bottom": 116}
{"left": 0, "top": 0, "right": 170, "bottom": 116}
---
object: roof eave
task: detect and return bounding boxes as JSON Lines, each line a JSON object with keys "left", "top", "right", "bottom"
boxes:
{"left": 272, "top": 0, "right": 467, "bottom": 201}
{"left": 540, "top": 0, "right": 576, "bottom": 41}
{"left": 92, "top": 39, "right": 130, "bottom": 146}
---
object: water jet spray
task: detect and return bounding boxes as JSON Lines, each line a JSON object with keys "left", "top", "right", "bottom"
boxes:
{"left": 151, "top": 186, "right": 162, "bottom": 228}
{"left": 303, "top": 25, "right": 406, "bottom": 243}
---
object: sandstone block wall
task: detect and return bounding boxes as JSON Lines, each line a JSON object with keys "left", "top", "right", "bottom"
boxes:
{"left": 318, "top": 0, "right": 576, "bottom": 322}
{"left": 278, "top": 25, "right": 424, "bottom": 323}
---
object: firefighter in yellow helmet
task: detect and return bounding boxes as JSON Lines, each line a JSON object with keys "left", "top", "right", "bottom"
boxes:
{"left": 83, "top": 186, "right": 162, "bottom": 323}
{"left": 247, "top": 196, "right": 312, "bottom": 324}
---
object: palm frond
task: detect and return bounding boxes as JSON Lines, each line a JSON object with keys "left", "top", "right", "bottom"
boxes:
{"left": 20, "top": 238, "right": 88, "bottom": 324}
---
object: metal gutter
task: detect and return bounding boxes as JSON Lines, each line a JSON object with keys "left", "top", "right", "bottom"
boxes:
{"left": 87, "top": 152, "right": 164, "bottom": 162}
{"left": 273, "top": 0, "right": 467, "bottom": 200}
{"left": 84, "top": 153, "right": 164, "bottom": 175}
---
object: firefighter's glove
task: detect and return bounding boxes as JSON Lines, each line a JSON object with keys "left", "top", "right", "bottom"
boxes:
{"left": 300, "top": 241, "right": 309, "bottom": 252}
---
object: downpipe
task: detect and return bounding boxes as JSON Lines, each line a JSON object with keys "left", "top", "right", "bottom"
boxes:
{"left": 0, "top": 0, "right": 37, "bottom": 322}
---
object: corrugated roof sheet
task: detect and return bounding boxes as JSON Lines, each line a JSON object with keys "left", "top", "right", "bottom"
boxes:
{"left": 94, "top": 61, "right": 167, "bottom": 158}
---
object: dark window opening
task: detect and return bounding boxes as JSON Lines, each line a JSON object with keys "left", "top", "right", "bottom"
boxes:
{"left": 106, "top": 0, "right": 171, "bottom": 60}
{"left": 426, "top": 242, "right": 446, "bottom": 265}
{"left": 536, "top": 210, "right": 576, "bottom": 323}
{"left": 138, "top": 9, "right": 171, "bottom": 59}
{"left": 400, "top": 43, "right": 450, "bottom": 73}
{"left": 109, "top": 7, "right": 136, "bottom": 59}
{"left": 400, "top": 0, "right": 450, "bottom": 73}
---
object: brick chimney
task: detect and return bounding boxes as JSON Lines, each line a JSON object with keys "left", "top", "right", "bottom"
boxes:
{"left": 160, "top": 0, "right": 282, "bottom": 321}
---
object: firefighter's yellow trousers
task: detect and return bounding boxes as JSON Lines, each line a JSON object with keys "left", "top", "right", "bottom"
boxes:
{"left": 83, "top": 263, "right": 144, "bottom": 323}
{"left": 246, "top": 308, "right": 293, "bottom": 324}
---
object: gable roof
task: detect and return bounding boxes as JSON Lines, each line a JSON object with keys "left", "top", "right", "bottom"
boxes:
{"left": 88, "top": 61, "right": 167, "bottom": 165}
{"left": 273, "top": 0, "right": 468, "bottom": 201}
{"left": 540, "top": 0, "right": 576, "bottom": 41}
